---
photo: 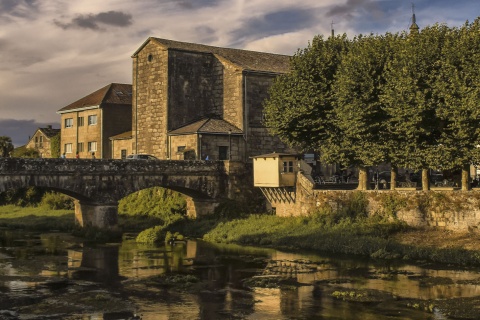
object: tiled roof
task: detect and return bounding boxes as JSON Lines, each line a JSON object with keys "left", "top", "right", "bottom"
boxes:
{"left": 135, "top": 38, "right": 291, "bottom": 74}
{"left": 38, "top": 127, "right": 60, "bottom": 138}
{"left": 57, "top": 83, "right": 132, "bottom": 113}
{"left": 252, "top": 152, "right": 301, "bottom": 158}
{"left": 109, "top": 131, "right": 133, "bottom": 140}
{"left": 168, "top": 118, "right": 243, "bottom": 135}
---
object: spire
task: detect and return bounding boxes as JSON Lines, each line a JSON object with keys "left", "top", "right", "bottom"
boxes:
{"left": 331, "top": 20, "right": 335, "bottom": 38}
{"left": 409, "top": 3, "right": 419, "bottom": 34}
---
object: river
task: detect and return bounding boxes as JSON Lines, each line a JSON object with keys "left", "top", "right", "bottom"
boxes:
{"left": 1, "top": 229, "right": 480, "bottom": 319}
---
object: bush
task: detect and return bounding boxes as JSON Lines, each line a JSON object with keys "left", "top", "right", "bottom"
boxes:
{"left": 40, "top": 192, "right": 74, "bottom": 210}
{"left": 0, "top": 187, "right": 45, "bottom": 207}
{"left": 136, "top": 225, "right": 165, "bottom": 244}
{"left": 119, "top": 187, "right": 186, "bottom": 219}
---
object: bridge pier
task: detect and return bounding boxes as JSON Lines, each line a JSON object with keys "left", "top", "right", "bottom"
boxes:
{"left": 74, "top": 200, "right": 118, "bottom": 229}
{"left": 185, "top": 197, "right": 220, "bottom": 218}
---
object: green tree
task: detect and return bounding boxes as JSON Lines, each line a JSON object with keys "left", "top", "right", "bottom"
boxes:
{"left": 12, "top": 146, "right": 40, "bottom": 158}
{"left": 431, "top": 20, "right": 480, "bottom": 190}
{"left": 381, "top": 25, "right": 450, "bottom": 190}
{"left": 263, "top": 34, "right": 350, "bottom": 151}
{"left": 332, "top": 33, "right": 399, "bottom": 189}
{"left": 0, "top": 136, "right": 14, "bottom": 157}
{"left": 50, "top": 134, "right": 61, "bottom": 158}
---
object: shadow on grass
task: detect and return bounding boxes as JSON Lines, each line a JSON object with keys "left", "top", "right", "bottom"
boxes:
{"left": 0, "top": 213, "right": 75, "bottom": 231}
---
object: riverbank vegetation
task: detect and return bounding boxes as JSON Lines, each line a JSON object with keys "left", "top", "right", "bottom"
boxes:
{"left": 2, "top": 187, "right": 480, "bottom": 267}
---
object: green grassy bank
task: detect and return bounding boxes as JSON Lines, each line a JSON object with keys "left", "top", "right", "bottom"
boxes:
{"left": 2, "top": 188, "right": 480, "bottom": 267}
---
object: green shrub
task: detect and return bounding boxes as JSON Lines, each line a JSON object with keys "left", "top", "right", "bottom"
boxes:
{"left": 0, "top": 187, "right": 45, "bottom": 207}
{"left": 40, "top": 192, "right": 74, "bottom": 210}
{"left": 119, "top": 187, "right": 186, "bottom": 218}
{"left": 136, "top": 225, "right": 165, "bottom": 244}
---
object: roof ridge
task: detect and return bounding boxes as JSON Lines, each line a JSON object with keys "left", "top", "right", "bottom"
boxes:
{"left": 100, "top": 83, "right": 113, "bottom": 104}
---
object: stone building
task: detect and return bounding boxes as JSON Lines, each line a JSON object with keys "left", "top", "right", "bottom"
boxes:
{"left": 57, "top": 83, "right": 132, "bottom": 159}
{"left": 131, "top": 37, "right": 296, "bottom": 161}
{"left": 25, "top": 125, "right": 60, "bottom": 158}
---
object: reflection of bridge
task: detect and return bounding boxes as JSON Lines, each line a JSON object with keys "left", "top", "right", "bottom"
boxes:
{"left": 0, "top": 158, "right": 251, "bottom": 228}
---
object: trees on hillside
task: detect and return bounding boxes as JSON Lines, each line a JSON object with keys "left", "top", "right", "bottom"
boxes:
{"left": 0, "top": 136, "right": 14, "bottom": 158}
{"left": 263, "top": 19, "right": 480, "bottom": 190}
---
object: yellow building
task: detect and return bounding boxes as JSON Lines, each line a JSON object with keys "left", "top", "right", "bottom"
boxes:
{"left": 57, "top": 83, "right": 132, "bottom": 159}
{"left": 24, "top": 125, "right": 60, "bottom": 158}
{"left": 252, "top": 153, "right": 300, "bottom": 187}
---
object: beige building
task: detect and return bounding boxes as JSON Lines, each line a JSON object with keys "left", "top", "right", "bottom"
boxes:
{"left": 57, "top": 83, "right": 132, "bottom": 159}
{"left": 131, "top": 37, "right": 296, "bottom": 161}
{"left": 253, "top": 153, "right": 300, "bottom": 187}
{"left": 109, "top": 131, "right": 133, "bottom": 159}
{"left": 25, "top": 125, "right": 60, "bottom": 158}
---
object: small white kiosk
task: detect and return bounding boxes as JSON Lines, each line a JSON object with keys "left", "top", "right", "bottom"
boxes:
{"left": 252, "top": 152, "right": 300, "bottom": 204}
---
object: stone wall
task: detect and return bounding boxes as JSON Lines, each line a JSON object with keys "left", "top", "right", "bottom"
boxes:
{"left": 102, "top": 104, "right": 132, "bottom": 159}
{"left": 266, "top": 172, "right": 480, "bottom": 232}
{"left": 167, "top": 50, "right": 222, "bottom": 130}
{"left": 133, "top": 42, "right": 169, "bottom": 158}
{"left": 244, "top": 73, "right": 297, "bottom": 158}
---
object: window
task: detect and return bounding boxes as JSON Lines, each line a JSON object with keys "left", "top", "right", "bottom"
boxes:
{"left": 78, "top": 117, "right": 84, "bottom": 126}
{"left": 77, "top": 142, "right": 84, "bottom": 152}
{"left": 34, "top": 137, "right": 38, "bottom": 147}
{"left": 177, "top": 146, "right": 186, "bottom": 153}
{"left": 88, "top": 115, "right": 97, "bottom": 125}
{"left": 283, "top": 161, "right": 294, "bottom": 173}
{"left": 39, "top": 136, "right": 43, "bottom": 148}
{"left": 65, "top": 118, "right": 73, "bottom": 128}
{"left": 219, "top": 146, "right": 228, "bottom": 160}
{"left": 121, "top": 149, "right": 127, "bottom": 159}
{"left": 88, "top": 141, "right": 97, "bottom": 152}
{"left": 64, "top": 143, "right": 73, "bottom": 154}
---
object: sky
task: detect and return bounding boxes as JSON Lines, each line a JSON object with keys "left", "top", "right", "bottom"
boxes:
{"left": 1, "top": 0, "right": 480, "bottom": 146}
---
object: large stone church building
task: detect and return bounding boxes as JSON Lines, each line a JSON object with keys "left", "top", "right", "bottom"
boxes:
{"left": 130, "top": 37, "right": 295, "bottom": 161}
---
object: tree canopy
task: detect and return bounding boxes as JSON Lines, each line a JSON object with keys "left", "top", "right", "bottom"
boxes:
{"left": 263, "top": 19, "right": 480, "bottom": 190}
{"left": 0, "top": 136, "right": 14, "bottom": 158}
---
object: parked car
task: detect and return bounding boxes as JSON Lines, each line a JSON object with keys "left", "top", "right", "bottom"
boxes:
{"left": 126, "top": 154, "right": 158, "bottom": 160}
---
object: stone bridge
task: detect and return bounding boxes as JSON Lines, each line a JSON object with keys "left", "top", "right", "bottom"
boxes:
{"left": 0, "top": 158, "right": 251, "bottom": 229}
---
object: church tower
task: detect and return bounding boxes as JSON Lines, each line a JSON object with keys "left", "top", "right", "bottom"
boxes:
{"left": 409, "top": 3, "right": 419, "bottom": 34}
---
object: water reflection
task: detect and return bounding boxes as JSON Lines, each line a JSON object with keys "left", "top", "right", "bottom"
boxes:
{"left": 0, "top": 230, "right": 479, "bottom": 319}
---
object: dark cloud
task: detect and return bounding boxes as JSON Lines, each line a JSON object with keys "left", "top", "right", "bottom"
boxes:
{"left": 0, "top": 0, "right": 39, "bottom": 18}
{"left": 326, "top": 0, "right": 381, "bottom": 17}
{"left": 0, "top": 119, "right": 60, "bottom": 147}
{"left": 54, "top": 11, "right": 133, "bottom": 30}
{"left": 232, "top": 8, "right": 315, "bottom": 42}
{"left": 175, "top": 0, "right": 220, "bottom": 10}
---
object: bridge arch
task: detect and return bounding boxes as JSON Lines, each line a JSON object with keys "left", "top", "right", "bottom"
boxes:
{"left": 0, "top": 158, "right": 251, "bottom": 229}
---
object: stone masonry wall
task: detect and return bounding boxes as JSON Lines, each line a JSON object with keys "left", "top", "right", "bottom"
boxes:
{"left": 167, "top": 50, "right": 222, "bottom": 130}
{"left": 133, "top": 42, "right": 169, "bottom": 158}
{"left": 244, "top": 73, "right": 297, "bottom": 158}
{"left": 266, "top": 172, "right": 480, "bottom": 232}
{"left": 220, "top": 57, "right": 244, "bottom": 130}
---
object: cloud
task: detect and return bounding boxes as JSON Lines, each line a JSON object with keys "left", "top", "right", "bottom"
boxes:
{"left": 231, "top": 8, "right": 317, "bottom": 43}
{"left": 54, "top": 10, "right": 133, "bottom": 30}
{"left": 0, "top": 0, "right": 39, "bottom": 19}
{"left": 0, "top": 119, "right": 60, "bottom": 147}
{"left": 175, "top": 0, "right": 221, "bottom": 10}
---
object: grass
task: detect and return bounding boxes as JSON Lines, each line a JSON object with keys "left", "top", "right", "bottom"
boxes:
{"left": 201, "top": 214, "right": 480, "bottom": 267}
{"left": 0, "top": 205, "right": 75, "bottom": 231}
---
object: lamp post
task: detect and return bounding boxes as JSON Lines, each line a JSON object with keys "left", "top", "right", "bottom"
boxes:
{"left": 228, "top": 129, "right": 232, "bottom": 160}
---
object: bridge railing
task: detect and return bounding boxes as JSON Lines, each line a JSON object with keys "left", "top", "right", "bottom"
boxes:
{"left": 0, "top": 158, "right": 228, "bottom": 175}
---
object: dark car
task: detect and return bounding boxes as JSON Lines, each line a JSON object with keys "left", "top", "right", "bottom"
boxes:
{"left": 126, "top": 154, "right": 158, "bottom": 160}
